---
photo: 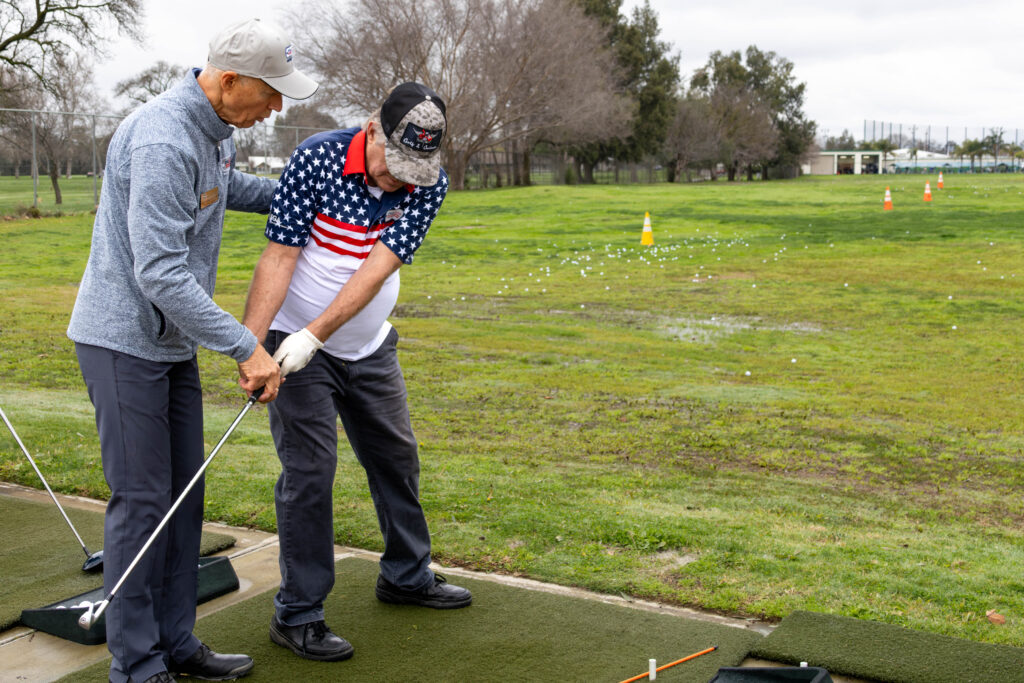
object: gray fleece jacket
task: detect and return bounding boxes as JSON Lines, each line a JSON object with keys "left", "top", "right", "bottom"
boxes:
{"left": 68, "top": 69, "right": 275, "bottom": 363}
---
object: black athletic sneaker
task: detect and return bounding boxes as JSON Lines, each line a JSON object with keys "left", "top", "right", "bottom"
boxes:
{"left": 375, "top": 573, "right": 473, "bottom": 609}
{"left": 142, "top": 673, "right": 175, "bottom": 683}
{"left": 269, "top": 616, "right": 354, "bottom": 662}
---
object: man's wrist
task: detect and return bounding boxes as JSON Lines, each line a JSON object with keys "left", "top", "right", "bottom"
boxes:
{"left": 305, "top": 322, "right": 327, "bottom": 343}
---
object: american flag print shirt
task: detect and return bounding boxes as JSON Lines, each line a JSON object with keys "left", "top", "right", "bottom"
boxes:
{"left": 264, "top": 127, "right": 448, "bottom": 360}
{"left": 265, "top": 127, "right": 447, "bottom": 263}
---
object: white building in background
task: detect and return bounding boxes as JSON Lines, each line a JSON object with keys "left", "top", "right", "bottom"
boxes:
{"left": 236, "top": 156, "right": 287, "bottom": 174}
{"left": 805, "top": 148, "right": 1020, "bottom": 175}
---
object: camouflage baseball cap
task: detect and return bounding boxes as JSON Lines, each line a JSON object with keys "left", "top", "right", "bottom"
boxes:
{"left": 379, "top": 82, "right": 446, "bottom": 186}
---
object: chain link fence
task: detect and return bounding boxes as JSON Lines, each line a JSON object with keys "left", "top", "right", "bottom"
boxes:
{"left": 859, "top": 120, "right": 1022, "bottom": 154}
{"left": 0, "top": 107, "right": 338, "bottom": 210}
{"left": 0, "top": 106, "right": 672, "bottom": 213}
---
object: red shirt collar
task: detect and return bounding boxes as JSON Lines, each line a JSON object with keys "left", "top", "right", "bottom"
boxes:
{"left": 342, "top": 129, "right": 367, "bottom": 176}
{"left": 342, "top": 129, "right": 415, "bottom": 193}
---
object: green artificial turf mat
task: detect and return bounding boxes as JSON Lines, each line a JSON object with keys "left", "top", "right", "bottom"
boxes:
{"left": 0, "top": 494, "right": 234, "bottom": 630}
{"left": 66, "top": 556, "right": 761, "bottom": 682}
{"left": 751, "top": 610, "right": 1024, "bottom": 683}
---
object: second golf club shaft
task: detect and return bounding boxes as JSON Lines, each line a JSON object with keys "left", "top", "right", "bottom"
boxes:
{"left": 0, "top": 405, "right": 92, "bottom": 558}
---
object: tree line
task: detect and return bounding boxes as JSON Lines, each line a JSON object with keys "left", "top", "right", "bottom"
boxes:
{"left": 0, "top": 0, "right": 818, "bottom": 203}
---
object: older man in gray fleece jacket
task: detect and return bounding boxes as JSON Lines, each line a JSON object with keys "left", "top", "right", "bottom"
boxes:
{"left": 67, "top": 18, "right": 317, "bottom": 683}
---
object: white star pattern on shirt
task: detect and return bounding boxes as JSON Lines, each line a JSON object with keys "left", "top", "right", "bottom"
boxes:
{"left": 264, "top": 130, "right": 448, "bottom": 263}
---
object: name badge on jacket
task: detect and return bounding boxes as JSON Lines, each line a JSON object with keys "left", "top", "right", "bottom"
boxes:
{"left": 200, "top": 187, "right": 219, "bottom": 209}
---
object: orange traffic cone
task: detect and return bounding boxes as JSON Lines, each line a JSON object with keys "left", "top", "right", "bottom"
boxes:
{"left": 883, "top": 187, "right": 893, "bottom": 211}
{"left": 640, "top": 212, "right": 654, "bottom": 245}
{"left": 937, "top": 171, "right": 944, "bottom": 189}
{"left": 924, "top": 182, "right": 933, "bottom": 202}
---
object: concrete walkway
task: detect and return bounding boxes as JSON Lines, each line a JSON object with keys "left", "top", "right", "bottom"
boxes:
{"left": 0, "top": 483, "right": 872, "bottom": 682}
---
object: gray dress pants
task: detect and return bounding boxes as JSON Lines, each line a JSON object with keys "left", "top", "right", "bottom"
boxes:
{"left": 76, "top": 343, "right": 204, "bottom": 683}
{"left": 266, "top": 327, "right": 433, "bottom": 626}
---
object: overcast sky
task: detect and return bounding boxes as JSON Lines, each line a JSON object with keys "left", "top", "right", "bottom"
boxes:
{"left": 94, "top": 0, "right": 1024, "bottom": 142}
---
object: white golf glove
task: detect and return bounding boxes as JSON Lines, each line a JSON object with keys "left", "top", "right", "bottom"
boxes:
{"left": 272, "top": 328, "right": 323, "bottom": 377}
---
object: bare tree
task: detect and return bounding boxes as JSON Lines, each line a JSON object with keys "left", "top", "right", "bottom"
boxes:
{"left": 113, "top": 60, "right": 185, "bottom": 110}
{"left": 290, "top": 0, "right": 627, "bottom": 189}
{"left": 0, "top": 53, "right": 108, "bottom": 204}
{"left": 272, "top": 102, "right": 338, "bottom": 155}
{"left": 708, "top": 84, "right": 778, "bottom": 181}
{"left": 0, "top": 0, "right": 142, "bottom": 91}
{"left": 664, "top": 96, "right": 718, "bottom": 182}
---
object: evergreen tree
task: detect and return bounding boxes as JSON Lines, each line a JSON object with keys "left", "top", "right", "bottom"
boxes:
{"left": 691, "top": 46, "right": 816, "bottom": 178}
{"left": 571, "top": 0, "right": 680, "bottom": 181}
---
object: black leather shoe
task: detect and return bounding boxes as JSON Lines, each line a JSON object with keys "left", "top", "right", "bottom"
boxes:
{"left": 169, "top": 642, "right": 253, "bottom": 680}
{"left": 142, "top": 673, "right": 176, "bottom": 683}
{"left": 375, "top": 573, "right": 472, "bottom": 609}
{"left": 269, "top": 616, "right": 354, "bottom": 661}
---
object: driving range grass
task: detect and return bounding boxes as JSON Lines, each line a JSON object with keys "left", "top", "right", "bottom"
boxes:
{"left": 1, "top": 175, "right": 1023, "bottom": 648}
{"left": 0, "top": 175, "right": 103, "bottom": 217}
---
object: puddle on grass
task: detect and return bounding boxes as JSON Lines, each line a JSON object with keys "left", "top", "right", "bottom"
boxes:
{"left": 662, "top": 315, "right": 823, "bottom": 344}
{"left": 654, "top": 550, "right": 699, "bottom": 569}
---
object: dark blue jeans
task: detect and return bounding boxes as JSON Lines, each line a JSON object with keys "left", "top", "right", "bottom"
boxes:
{"left": 266, "top": 327, "right": 433, "bottom": 626}
{"left": 75, "top": 344, "right": 204, "bottom": 683}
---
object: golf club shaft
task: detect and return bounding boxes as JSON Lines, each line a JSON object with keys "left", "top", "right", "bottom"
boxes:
{"left": 0, "top": 405, "right": 91, "bottom": 557}
{"left": 87, "top": 393, "right": 260, "bottom": 627}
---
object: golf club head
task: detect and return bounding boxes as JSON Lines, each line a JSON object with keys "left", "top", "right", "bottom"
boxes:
{"left": 77, "top": 599, "right": 107, "bottom": 630}
{"left": 77, "top": 602, "right": 96, "bottom": 629}
{"left": 82, "top": 549, "right": 103, "bottom": 573}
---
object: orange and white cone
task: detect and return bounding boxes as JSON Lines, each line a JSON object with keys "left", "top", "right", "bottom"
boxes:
{"left": 641, "top": 212, "right": 654, "bottom": 245}
{"left": 924, "top": 182, "right": 933, "bottom": 202}
{"left": 883, "top": 187, "right": 893, "bottom": 211}
{"left": 937, "top": 171, "right": 944, "bottom": 189}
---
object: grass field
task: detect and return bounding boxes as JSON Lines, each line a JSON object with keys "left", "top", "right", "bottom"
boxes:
{"left": 0, "top": 175, "right": 103, "bottom": 216}
{"left": 1, "top": 174, "right": 1022, "bottom": 648}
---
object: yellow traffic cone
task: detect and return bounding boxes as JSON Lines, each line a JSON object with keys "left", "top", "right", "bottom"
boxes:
{"left": 924, "top": 182, "right": 933, "bottom": 202}
{"left": 883, "top": 187, "right": 893, "bottom": 211}
{"left": 937, "top": 171, "right": 944, "bottom": 189}
{"left": 641, "top": 212, "right": 654, "bottom": 245}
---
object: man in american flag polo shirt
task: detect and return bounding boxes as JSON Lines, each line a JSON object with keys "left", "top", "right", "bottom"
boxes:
{"left": 242, "top": 82, "right": 471, "bottom": 662}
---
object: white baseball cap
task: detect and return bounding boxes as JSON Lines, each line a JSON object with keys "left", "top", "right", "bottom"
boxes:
{"left": 208, "top": 18, "right": 318, "bottom": 100}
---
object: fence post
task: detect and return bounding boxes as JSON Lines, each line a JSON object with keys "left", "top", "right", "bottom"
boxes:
{"left": 91, "top": 115, "right": 98, "bottom": 206}
{"left": 263, "top": 123, "right": 269, "bottom": 174}
{"left": 31, "top": 113, "right": 38, "bottom": 209}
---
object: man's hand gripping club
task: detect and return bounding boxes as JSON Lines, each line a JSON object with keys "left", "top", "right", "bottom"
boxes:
{"left": 272, "top": 327, "right": 324, "bottom": 376}
{"left": 238, "top": 344, "right": 283, "bottom": 403}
